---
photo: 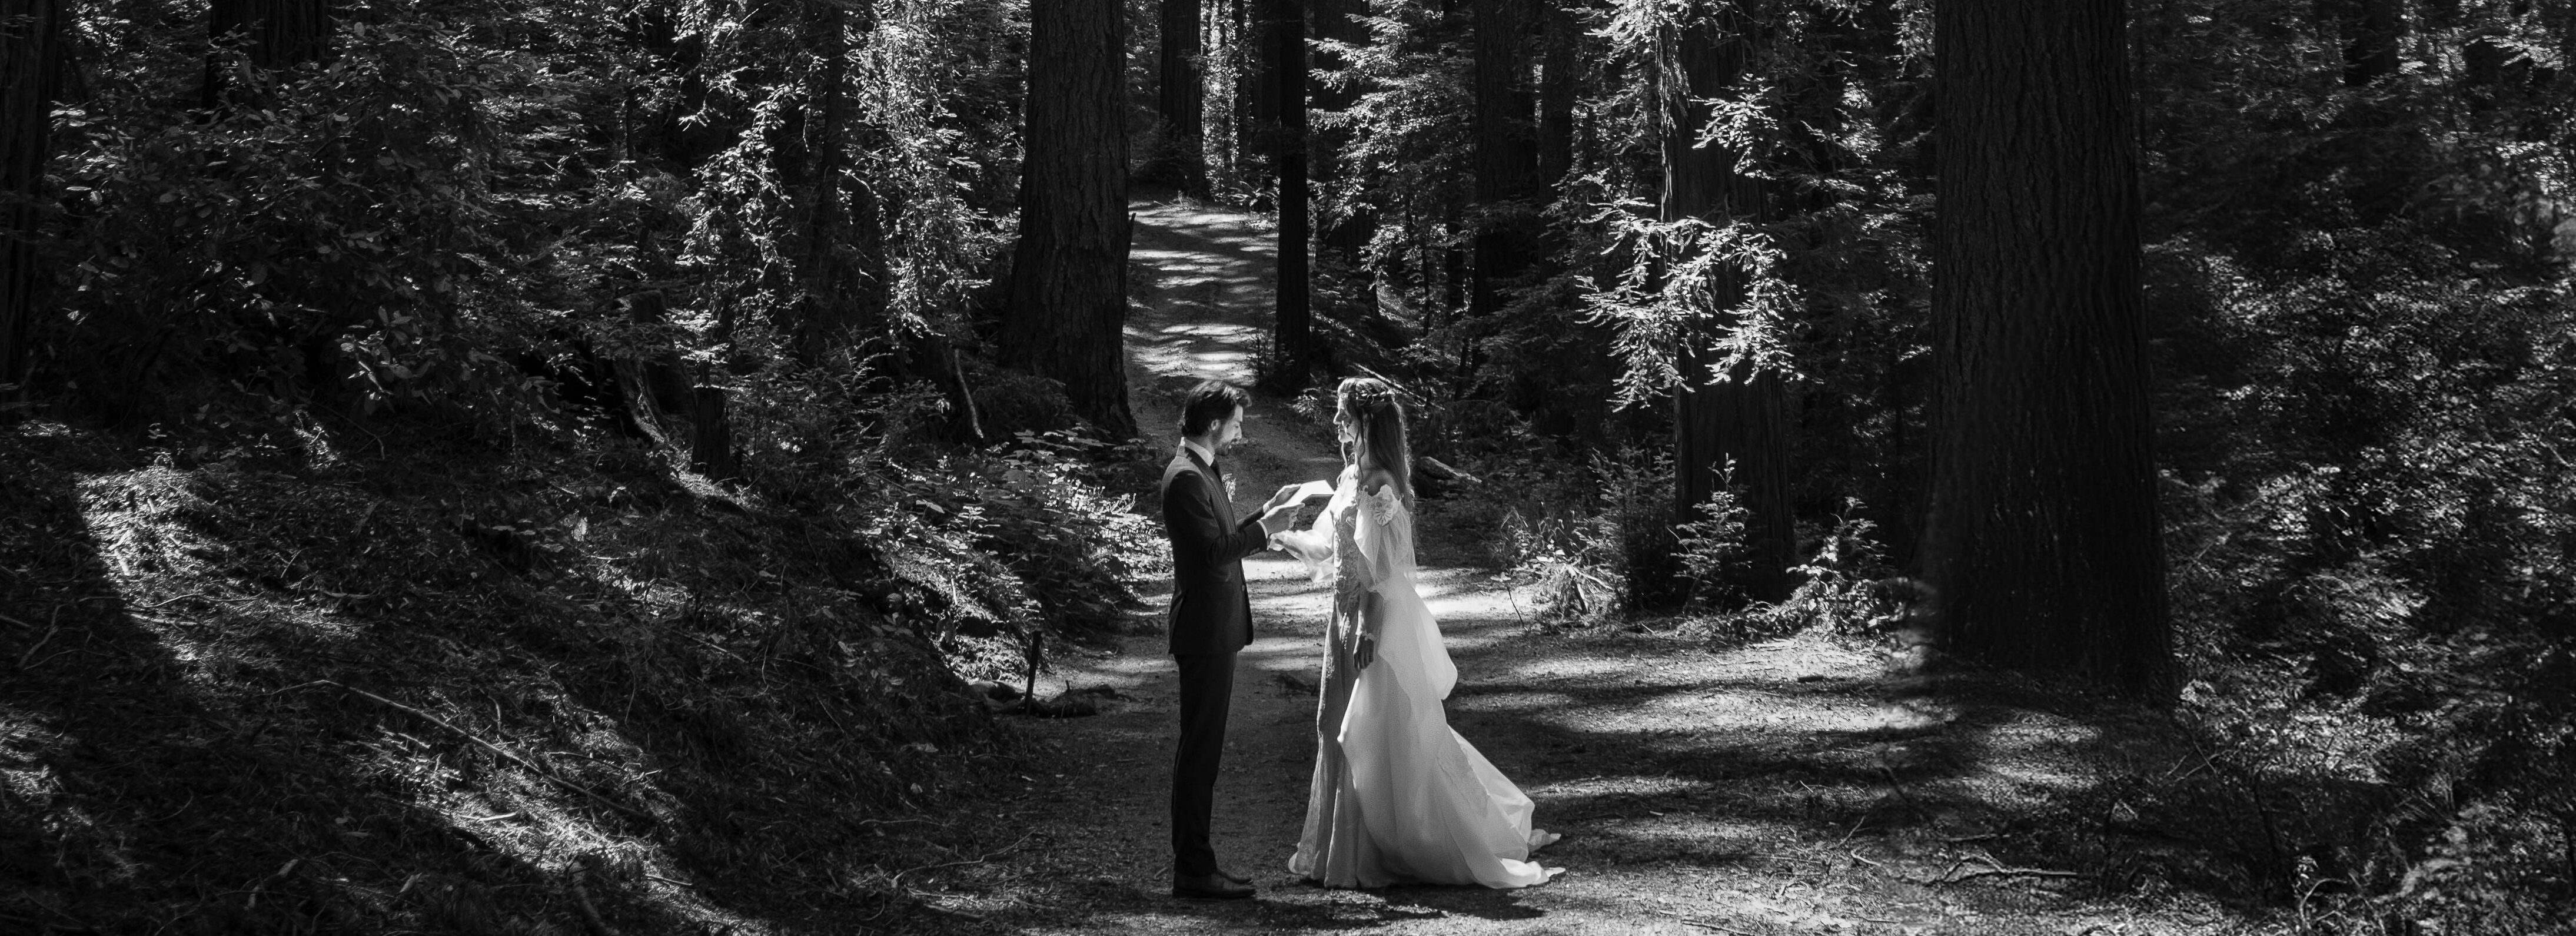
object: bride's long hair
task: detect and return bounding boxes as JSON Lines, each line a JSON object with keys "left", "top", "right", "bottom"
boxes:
{"left": 1335, "top": 377, "right": 1411, "bottom": 496}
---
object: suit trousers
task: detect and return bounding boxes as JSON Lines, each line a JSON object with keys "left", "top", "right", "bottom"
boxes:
{"left": 1171, "top": 650, "right": 1238, "bottom": 877}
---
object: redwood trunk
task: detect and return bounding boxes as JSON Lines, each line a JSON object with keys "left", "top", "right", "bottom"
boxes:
{"left": 1242, "top": 0, "right": 1281, "bottom": 193}
{"left": 1469, "top": 0, "right": 1541, "bottom": 319}
{"left": 1537, "top": 0, "right": 1578, "bottom": 188}
{"left": 1666, "top": 7, "right": 1796, "bottom": 602}
{"left": 1003, "top": 0, "right": 1139, "bottom": 437}
{"left": 1158, "top": 0, "right": 1209, "bottom": 197}
{"left": 1926, "top": 0, "right": 2173, "bottom": 700}
{"left": 0, "top": 0, "right": 64, "bottom": 394}
{"left": 1312, "top": 0, "right": 1371, "bottom": 259}
{"left": 796, "top": 1, "right": 854, "bottom": 363}
{"left": 1267, "top": 0, "right": 1312, "bottom": 383}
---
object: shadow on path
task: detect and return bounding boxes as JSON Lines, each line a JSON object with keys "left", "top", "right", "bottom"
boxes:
{"left": 888, "top": 195, "right": 2281, "bottom": 936}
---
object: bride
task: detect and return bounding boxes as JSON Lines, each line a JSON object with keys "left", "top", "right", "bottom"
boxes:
{"left": 1272, "top": 377, "right": 1563, "bottom": 889}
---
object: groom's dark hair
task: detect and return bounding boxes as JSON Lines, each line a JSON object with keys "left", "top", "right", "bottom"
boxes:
{"left": 1178, "top": 380, "right": 1250, "bottom": 437}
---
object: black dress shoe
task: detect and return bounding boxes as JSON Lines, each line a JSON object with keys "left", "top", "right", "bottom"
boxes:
{"left": 1216, "top": 867, "right": 1252, "bottom": 886}
{"left": 1172, "top": 872, "right": 1255, "bottom": 900}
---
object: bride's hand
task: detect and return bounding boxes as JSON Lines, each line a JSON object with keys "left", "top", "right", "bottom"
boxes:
{"left": 1352, "top": 634, "right": 1376, "bottom": 671}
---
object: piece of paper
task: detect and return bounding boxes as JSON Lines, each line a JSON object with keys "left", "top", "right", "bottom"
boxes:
{"left": 1294, "top": 479, "right": 1335, "bottom": 502}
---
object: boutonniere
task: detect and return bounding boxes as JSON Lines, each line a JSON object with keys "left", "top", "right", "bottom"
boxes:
{"left": 1223, "top": 474, "right": 1238, "bottom": 499}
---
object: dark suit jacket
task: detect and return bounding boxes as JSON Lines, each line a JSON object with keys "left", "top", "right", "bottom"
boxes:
{"left": 1159, "top": 447, "right": 1267, "bottom": 656}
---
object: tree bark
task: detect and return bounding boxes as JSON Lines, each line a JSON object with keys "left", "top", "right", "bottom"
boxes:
{"left": 0, "top": 0, "right": 64, "bottom": 396}
{"left": 1311, "top": 0, "right": 1372, "bottom": 260}
{"left": 2315, "top": 0, "right": 2408, "bottom": 218}
{"left": 1242, "top": 0, "right": 1281, "bottom": 195}
{"left": 1926, "top": 0, "right": 2173, "bottom": 701}
{"left": 795, "top": 1, "right": 855, "bottom": 363}
{"left": 1666, "top": 5, "right": 1796, "bottom": 603}
{"left": 2316, "top": 0, "right": 2403, "bottom": 87}
{"left": 1158, "top": 0, "right": 1210, "bottom": 197}
{"left": 1469, "top": 0, "right": 1541, "bottom": 319}
{"left": 1537, "top": 0, "right": 1580, "bottom": 188}
{"left": 1266, "top": 0, "right": 1313, "bottom": 384}
{"left": 201, "top": 0, "right": 333, "bottom": 109}
{"left": 1003, "top": 0, "right": 1139, "bottom": 438}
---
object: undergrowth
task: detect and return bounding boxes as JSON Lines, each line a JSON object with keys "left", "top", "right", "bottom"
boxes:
{"left": 0, "top": 403, "right": 1151, "bottom": 934}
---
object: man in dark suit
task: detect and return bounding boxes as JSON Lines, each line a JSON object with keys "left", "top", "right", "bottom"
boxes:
{"left": 1159, "top": 380, "right": 1311, "bottom": 900}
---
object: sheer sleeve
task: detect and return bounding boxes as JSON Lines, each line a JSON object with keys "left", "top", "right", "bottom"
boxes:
{"left": 1272, "top": 468, "right": 1358, "bottom": 588}
{"left": 1271, "top": 502, "right": 1339, "bottom": 586}
{"left": 1355, "top": 483, "right": 1415, "bottom": 593}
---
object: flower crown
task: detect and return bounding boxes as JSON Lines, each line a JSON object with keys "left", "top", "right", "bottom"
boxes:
{"left": 1339, "top": 379, "right": 1396, "bottom": 413}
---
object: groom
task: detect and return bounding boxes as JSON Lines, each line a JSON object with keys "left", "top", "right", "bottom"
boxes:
{"left": 1159, "top": 380, "right": 1311, "bottom": 900}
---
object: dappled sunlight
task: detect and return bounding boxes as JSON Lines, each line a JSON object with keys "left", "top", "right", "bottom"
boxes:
{"left": 914, "top": 194, "right": 2271, "bottom": 935}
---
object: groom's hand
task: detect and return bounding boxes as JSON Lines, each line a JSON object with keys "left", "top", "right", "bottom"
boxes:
{"left": 1257, "top": 501, "right": 1299, "bottom": 537}
{"left": 1262, "top": 483, "right": 1305, "bottom": 510}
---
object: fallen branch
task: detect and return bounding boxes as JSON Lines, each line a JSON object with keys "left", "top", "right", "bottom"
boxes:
{"left": 567, "top": 877, "right": 620, "bottom": 936}
{"left": 318, "top": 681, "right": 650, "bottom": 822}
{"left": 888, "top": 831, "right": 1035, "bottom": 892}
{"left": 15, "top": 623, "right": 59, "bottom": 670}
{"left": 1653, "top": 911, "right": 1757, "bottom": 936}
{"left": 1912, "top": 862, "right": 2084, "bottom": 885}
{"left": 244, "top": 858, "right": 301, "bottom": 910}
{"left": 134, "top": 592, "right": 251, "bottom": 610}
{"left": 1943, "top": 866, "right": 2083, "bottom": 883}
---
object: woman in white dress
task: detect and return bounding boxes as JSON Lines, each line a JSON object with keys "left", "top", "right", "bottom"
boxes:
{"left": 1272, "top": 377, "right": 1563, "bottom": 889}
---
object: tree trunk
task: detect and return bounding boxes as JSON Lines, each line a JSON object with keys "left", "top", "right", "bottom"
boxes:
{"left": 2315, "top": 0, "right": 2408, "bottom": 218}
{"left": 1537, "top": 0, "right": 1579, "bottom": 188}
{"left": 1666, "top": 6, "right": 1796, "bottom": 602}
{"left": 1926, "top": 0, "right": 2173, "bottom": 701}
{"left": 201, "top": 0, "right": 333, "bottom": 109}
{"left": 1242, "top": 0, "right": 1282, "bottom": 197}
{"left": 1157, "top": 0, "right": 1209, "bottom": 197}
{"left": 1266, "top": 0, "right": 1313, "bottom": 384}
{"left": 2317, "top": 0, "right": 2403, "bottom": 87}
{"left": 795, "top": 1, "right": 854, "bottom": 363}
{"left": 0, "top": 0, "right": 64, "bottom": 396}
{"left": 1311, "top": 0, "right": 1372, "bottom": 260}
{"left": 1469, "top": 0, "right": 1540, "bottom": 320}
{"left": 1003, "top": 0, "right": 1139, "bottom": 438}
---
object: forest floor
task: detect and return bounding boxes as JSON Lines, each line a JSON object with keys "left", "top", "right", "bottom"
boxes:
{"left": 879, "top": 195, "right": 2283, "bottom": 935}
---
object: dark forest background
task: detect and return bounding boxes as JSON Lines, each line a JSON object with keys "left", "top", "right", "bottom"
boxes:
{"left": 0, "top": 0, "right": 2571, "bottom": 932}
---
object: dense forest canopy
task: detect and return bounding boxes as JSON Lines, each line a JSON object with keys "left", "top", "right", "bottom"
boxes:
{"left": 1, "top": 0, "right": 2572, "bottom": 931}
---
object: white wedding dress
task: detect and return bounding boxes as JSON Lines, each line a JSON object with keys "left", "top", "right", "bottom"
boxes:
{"left": 1274, "top": 469, "right": 1561, "bottom": 888}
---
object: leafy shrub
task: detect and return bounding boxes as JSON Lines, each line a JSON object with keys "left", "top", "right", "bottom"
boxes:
{"left": 1674, "top": 462, "right": 1751, "bottom": 609}
{"left": 1490, "top": 446, "right": 1682, "bottom": 625}
{"left": 44, "top": 11, "right": 540, "bottom": 423}
{"left": 970, "top": 367, "right": 1077, "bottom": 437}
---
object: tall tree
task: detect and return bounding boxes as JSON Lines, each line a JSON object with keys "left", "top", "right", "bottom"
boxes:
{"left": 1264, "top": 0, "right": 1314, "bottom": 383}
{"left": 2318, "top": 0, "right": 2404, "bottom": 88}
{"left": 794, "top": 0, "right": 857, "bottom": 363}
{"left": 1002, "top": 0, "right": 1139, "bottom": 437}
{"left": 201, "top": 0, "right": 334, "bottom": 108}
{"left": 1157, "top": 0, "right": 1210, "bottom": 197}
{"left": 1924, "top": 0, "right": 2173, "bottom": 699}
{"left": 0, "top": 0, "right": 64, "bottom": 396}
{"left": 1469, "top": 0, "right": 1541, "bottom": 320}
{"left": 1241, "top": 0, "right": 1281, "bottom": 192}
{"left": 1311, "top": 0, "right": 1372, "bottom": 259}
{"left": 1537, "top": 0, "right": 1580, "bottom": 188}
{"left": 2316, "top": 0, "right": 2409, "bottom": 218}
{"left": 1666, "top": 5, "right": 1796, "bottom": 602}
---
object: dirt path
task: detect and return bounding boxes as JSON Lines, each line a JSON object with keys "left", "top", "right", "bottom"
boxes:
{"left": 893, "top": 196, "right": 2259, "bottom": 935}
